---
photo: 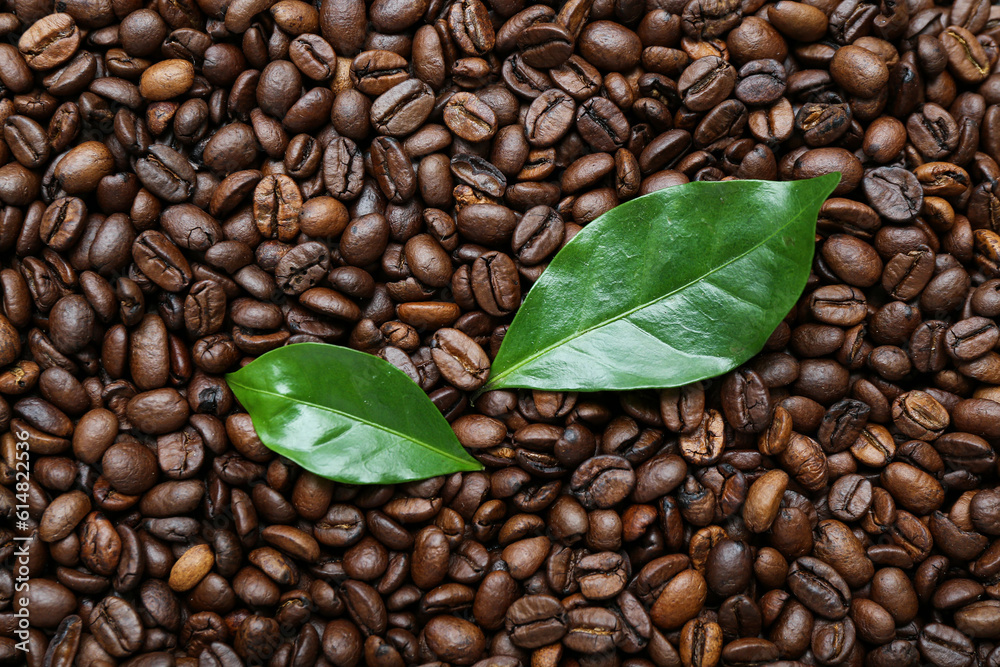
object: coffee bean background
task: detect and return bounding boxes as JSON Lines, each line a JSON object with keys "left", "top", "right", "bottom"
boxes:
{"left": 1, "top": 0, "right": 1000, "bottom": 665}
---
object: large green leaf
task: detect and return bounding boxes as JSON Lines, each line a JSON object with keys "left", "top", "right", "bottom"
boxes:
{"left": 483, "top": 174, "right": 840, "bottom": 393}
{"left": 227, "top": 343, "right": 482, "bottom": 484}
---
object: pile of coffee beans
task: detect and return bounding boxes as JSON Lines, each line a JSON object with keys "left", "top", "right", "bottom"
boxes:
{"left": 3, "top": 0, "right": 1000, "bottom": 664}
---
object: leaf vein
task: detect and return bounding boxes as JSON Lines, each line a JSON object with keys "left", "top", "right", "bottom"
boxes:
{"left": 227, "top": 379, "right": 473, "bottom": 467}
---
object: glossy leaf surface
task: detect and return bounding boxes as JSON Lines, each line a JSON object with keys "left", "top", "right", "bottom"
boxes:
{"left": 227, "top": 343, "right": 483, "bottom": 484}
{"left": 484, "top": 174, "right": 840, "bottom": 392}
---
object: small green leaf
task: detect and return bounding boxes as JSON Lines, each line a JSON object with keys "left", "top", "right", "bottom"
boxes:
{"left": 227, "top": 343, "right": 482, "bottom": 484}
{"left": 483, "top": 174, "right": 840, "bottom": 393}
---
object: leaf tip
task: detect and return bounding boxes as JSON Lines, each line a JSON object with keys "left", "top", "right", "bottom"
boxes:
{"left": 813, "top": 171, "right": 842, "bottom": 195}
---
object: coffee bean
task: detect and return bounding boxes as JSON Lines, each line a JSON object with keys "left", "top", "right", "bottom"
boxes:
{"left": 882, "top": 462, "right": 945, "bottom": 515}
{"left": 18, "top": 13, "right": 80, "bottom": 70}
{"left": 420, "top": 615, "right": 485, "bottom": 664}
{"left": 5, "top": 115, "right": 51, "bottom": 170}
{"left": 679, "top": 56, "right": 736, "bottom": 112}
{"left": 17, "top": 579, "right": 76, "bottom": 629}
{"left": 680, "top": 617, "right": 723, "bottom": 667}
{"left": 741, "top": 469, "right": 787, "bottom": 533}
{"left": 139, "top": 59, "right": 195, "bottom": 101}
{"left": 169, "top": 543, "right": 215, "bottom": 592}
{"left": 892, "top": 390, "right": 950, "bottom": 441}
{"left": 254, "top": 174, "right": 303, "bottom": 242}
{"left": 443, "top": 92, "right": 498, "bottom": 143}
{"left": 39, "top": 490, "right": 91, "bottom": 542}
{"left": 571, "top": 455, "right": 635, "bottom": 509}
{"left": 682, "top": 0, "right": 741, "bottom": 39}
{"left": 787, "top": 556, "right": 852, "bottom": 620}
{"left": 768, "top": 2, "right": 827, "bottom": 41}
{"left": 471, "top": 251, "right": 520, "bottom": 317}
{"left": 908, "top": 103, "right": 960, "bottom": 161}
{"left": 821, "top": 234, "right": 883, "bottom": 287}
{"left": 135, "top": 144, "right": 196, "bottom": 203}
{"left": 946, "top": 317, "right": 999, "bottom": 361}
{"left": 506, "top": 595, "right": 567, "bottom": 648}
{"left": 919, "top": 623, "right": 976, "bottom": 666}
{"left": 940, "top": 26, "right": 991, "bottom": 84}
{"left": 574, "top": 21, "right": 640, "bottom": 71}
{"left": 371, "top": 79, "right": 435, "bottom": 138}
{"left": 576, "top": 551, "right": 628, "bottom": 600}
{"left": 830, "top": 45, "right": 889, "bottom": 98}
{"left": 55, "top": 141, "right": 115, "bottom": 195}
{"left": 448, "top": 0, "right": 495, "bottom": 56}
{"left": 525, "top": 90, "right": 576, "bottom": 148}
{"left": 721, "top": 368, "right": 772, "bottom": 433}
{"left": 863, "top": 166, "right": 923, "bottom": 223}
{"left": 430, "top": 328, "right": 490, "bottom": 391}
{"left": 650, "top": 569, "right": 707, "bottom": 629}
{"left": 371, "top": 137, "right": 416, "bottom": 205}
{"left": 734, "top": 59, "right": 786, "bottom": 106}
{"left": 48, "top": 294, "right": 94, "bottom": 354}
{"left": 89, "top": 595, "right": 145, "bottom": 657}
{"left": 132, "top": 230, "right": 193, "bottom": 292}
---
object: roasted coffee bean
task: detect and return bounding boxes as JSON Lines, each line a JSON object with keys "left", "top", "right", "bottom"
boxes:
{"left": 795, "top": 99, "right": 851, "bottom": 147}
{"left": 18, "top": 13, "right": 81, "bottom": 71}
{"left": 830, "top": 45, "right": 889, "bottom": 98}
{"left": 891, "top": 390, "right": 950, "bottom": 441}
{"left": 140, "top": 59, "right": 195, "bottom": 101}
{"left": 571, "top": 455, "right": 635, "bottom": 509}
{"left": 650, "top": 568, "right": 708, "bottom": 629}
{"left": 679, "top": 56, "right": 736, "bottom": 112}
{"left": 372, "top": 79, "right": 435, "bottom": 138}
{"left": 676, "top": 409, "right": 723, "bottom": 466}
{"left": 525, "top": 91, "right": 576, "bottom": 148}
{"left": 135, "top": 144, "right": 196, "bottom": 203}
{"left": 576, "top": 97, "right": 630, "bottom": 153}
{"left": 420, "top": 615, "right": 485, "bottom": 664}
{"left": 5, "top": 115, "right": 51, "bottom": 169}
{"left": 821, "top": 234, "right": 882, "bottom": 287}
{"left": 946, "top": 317, "right": 999, "bottom": 361}
{"left": 254, "top": 174, "right": 302, "bottom": 242}
{"left": 132, "top": 231, "right": 192, "bottom": 292}
{"left": 787, "top": 557, "right": 851, "bottom": 620}
{"left": 449, "top": 0, "right": 495, "bottom": 56}
{"left": 720, "top": 368, "right": 772, "bottom": 433}
{"left": 940, "top": 27, "right": 991, "bottom": 84}
{"left": 919, "top": 623, "right": 976, "bottom": 666}
{"left": 863, "top": 167, "right": 923, "bottom": 223}
{"left": 735, "top": 59, "right": 786, "bottom": 106}
{"left": 576, "top": 551, "right": 628, "bottom": 600}
{"left": 882, "top": 461, "right": 945, "bottom": 515}
{"left": 371, "top": 137, "right": 416, "bottom": 205}
{"left": 471, "top": 251, "right": 519, "bottom": 317}
{"left": 443, "top": 92, "right": 498, "bottom": 143}
{"left": 506, "top": 595, "right": 567, "bottom": 648}
{"left": 430, "top": 328, "right": 490, "bottom": 391}
{"left": 89, "top": 595, "right": 145, "bottom": 657}
{"left": 908, "top": 104, "right": 960, "bottom": 161}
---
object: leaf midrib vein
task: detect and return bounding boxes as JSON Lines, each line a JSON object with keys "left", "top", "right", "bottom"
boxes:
{"left": 489, "top": 192, "right": 821, "bottom": 388}
{"left": 227, "top": 379, "right": 473, "bottom": 467}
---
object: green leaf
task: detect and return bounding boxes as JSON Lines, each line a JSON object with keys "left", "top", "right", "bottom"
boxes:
{"left": 226, "top": 343, "right": 483, "bottom": 484}
{"left": 483, "top": 174, "right": 840, "bottom": 393}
